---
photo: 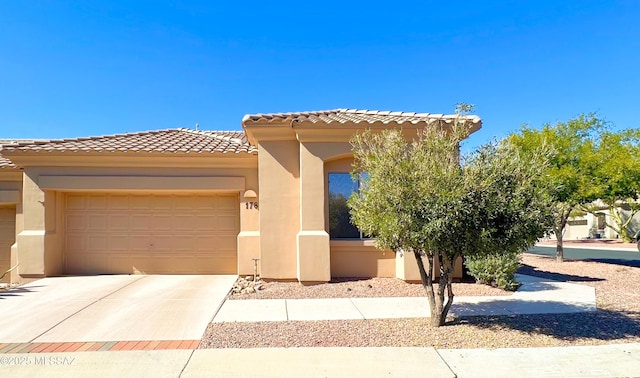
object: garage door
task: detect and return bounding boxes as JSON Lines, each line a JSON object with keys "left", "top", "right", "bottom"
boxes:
{"left": 64, "top": 193, "right": 239, "bottom": 274}
{"left": 0, "top": 205, "right": 16, "bottom": 283}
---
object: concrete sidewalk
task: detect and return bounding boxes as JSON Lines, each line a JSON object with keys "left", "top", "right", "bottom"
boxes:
{"left": 1, "top": 344, "right": 639, "bottom": 377}
{"left": 213, "top": 273, "right": 596, "bottom": 322}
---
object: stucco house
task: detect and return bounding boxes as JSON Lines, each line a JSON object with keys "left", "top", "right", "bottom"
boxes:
{"left": 554, "top": 201, "right": 640, "bottom": 241}
{"left": 0, "top": 109, "right": 481, "bottom": 284}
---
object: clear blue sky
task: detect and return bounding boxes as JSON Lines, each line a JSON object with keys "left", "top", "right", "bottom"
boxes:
{"left": 1, "top": 1, "right": 638, "bottom": 151}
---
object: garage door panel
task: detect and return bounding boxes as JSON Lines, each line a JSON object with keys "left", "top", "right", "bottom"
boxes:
{"left": 108, "top": 235, "right": 129, "bottom": 251}
{"left": 66, "top": 195, "right": 85, "bottom": 210}
{"left": 87, "top": 235, "right": 108, "bottom": 251}
{"left": 65, "top": 233, "right": 85, "bottom": 253}
{"left": 64, "top": 193, "right": 239, "bottom": 275}
{"left": 131, "top": 215, "right": 153, "bottom": 230}
{"left": 66, "top": 214, "right": 85, "bottom": 231}
{"left": 154, "top": 257, "right": 195, "bottom": 274}
{"left": 218, "top": 196, "right": 237, "bottom": 210}
{"left": 86, "top": 214, "right": 108, "bottom": 230}
{"left": 211, "top": 235, "right": 237, "bottom": 251}
{"left": 110, "top": 255, "right": 132, "bottom": 273}
{"left": 130, "top": 196, "right": 152, "bottom": 209}
{"left": 85, "top": 254, "right": 108, "bottom": 272}
{"left": 173, "top": 237, "right": 197, "bottom": 251}
{"left": 65, "top": 254, "right": 85, "bottom": 273}
{"left": 108, "top": 195, "right": 129, "bottom": 209}
{"left": 218, "top": 215, "right": 239, "bottom": 231}
{"left": 86, "top": 196, "right": 108, "bottom": 210}
{"left": 199, "top": 257, "right": 235, "bottom": 274}
{"left": 129, "top": 235, "right": 153, "bottom": 250}
{"left": 171, "top": 216, "right": 189, "bottom": 230}
{"left": 108, "top": 214, "right": 129, "bottom": 230}
{"left": 130, "top": 256, "right": 153, "bottom": 273}
{"left": 190, "top": 215, "right": 217, "bottom": 231}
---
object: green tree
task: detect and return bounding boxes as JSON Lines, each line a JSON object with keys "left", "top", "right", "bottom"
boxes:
{"left": 583, "top": 128, "right": 640, "bottom": 241}
{"left": 348, "top": 109, "right": 552, "bottom": 326}
{"left": 508, "top": 114, "right": 605, "bottom": 262}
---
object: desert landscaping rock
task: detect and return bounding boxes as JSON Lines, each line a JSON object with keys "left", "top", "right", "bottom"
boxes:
{"left": 203, "top": 253, "right": 640, "bottom": 349}
{"left": 229, "top": 276, "right": 511, "bottom": 300}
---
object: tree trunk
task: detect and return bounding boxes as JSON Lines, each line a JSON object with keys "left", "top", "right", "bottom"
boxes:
{"left": 433, "top": 256, "right": 445, "bottom": 327}
{"left": 413, "top": 250, "right": 438, "bottom": 326}
{"left": 439, "top": 253, "right": 455, "bottom": 323}
{"left": 431, "top": 251, "right": 454, "bottom": 327}
{"left": 555, "top": 232, "right": 564, "bottom": 263}
{"left": 554, "top": 205, "right": 572, "bottom": 263}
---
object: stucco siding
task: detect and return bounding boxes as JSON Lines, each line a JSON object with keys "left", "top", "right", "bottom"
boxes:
{"left": 258, "top": 140, "right": 300, "bottom": 279}
{"left": 0, "top": 205, "right": 16, "bottom": 282}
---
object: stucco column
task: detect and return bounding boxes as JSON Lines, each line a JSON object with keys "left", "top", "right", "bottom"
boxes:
{"left": 297, "top": 143, "right": 330, "bottom": 282}
{"left": 16, "top": 171, "right": 46, "bottom": 277}
{"left": 237, "top": 188, "right": 260, "bottom": 276}
{"left": 257, "top": 140, "right": 300, "bottom": 280}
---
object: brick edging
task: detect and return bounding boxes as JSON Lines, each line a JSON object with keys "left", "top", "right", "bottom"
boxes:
{"left": 0, "top": 340, "right": 200, "bottom": 354}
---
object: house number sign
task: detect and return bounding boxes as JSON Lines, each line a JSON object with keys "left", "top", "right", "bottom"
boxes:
{"left": 245, "top": 201, "right": 259, "bottom": 210}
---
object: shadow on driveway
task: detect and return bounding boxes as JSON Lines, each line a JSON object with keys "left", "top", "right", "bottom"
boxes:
{"left": 0, "top": 285, "right": 44, "bottom": 299}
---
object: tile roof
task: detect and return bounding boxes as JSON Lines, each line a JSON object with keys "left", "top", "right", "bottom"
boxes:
{"left": 0, "top": 154, "right": 16, "bottom": 169}
{"left": 1, "top": 129, "right": 257, "bottom": 155}
{"left": 242, "top": 108, "right": 482, "bottom": 126}
{"left": 0, "top": 140, "right": 46, "bottom": 169}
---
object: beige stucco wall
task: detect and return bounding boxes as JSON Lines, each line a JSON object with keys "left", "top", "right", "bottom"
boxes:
{"left": 257, "top": 140, "right": 300, "bottom": 280}
{"left": 0, "top": 172, "right": 21, "bottom": 283}
{"left": 0, "top": 172, "right": 22, "bottom": 283}
{"left": 330, "top": 240, "right": 395, "bottom": 278}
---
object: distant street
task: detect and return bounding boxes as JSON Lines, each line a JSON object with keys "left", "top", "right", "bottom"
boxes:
{"left": 528, "top": 245, "right": 640, "bottom": 267}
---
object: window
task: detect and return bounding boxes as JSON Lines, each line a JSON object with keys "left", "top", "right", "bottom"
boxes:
{"left": 328, "top": 172, "right": 368, "bottom": 239}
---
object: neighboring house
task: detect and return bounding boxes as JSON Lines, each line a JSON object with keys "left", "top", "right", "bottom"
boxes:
{"left": 559, "top": 202, "right": 640, "bottom": 240}
{"left": 0, "top": 109, "right": 481, "bottom": 284}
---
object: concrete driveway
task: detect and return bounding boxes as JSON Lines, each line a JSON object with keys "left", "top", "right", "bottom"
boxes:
{"left": 0, "top": 275, "right": 236, "bottom": 343}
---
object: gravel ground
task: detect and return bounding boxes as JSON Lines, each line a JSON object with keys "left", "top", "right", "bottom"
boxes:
{"left": 201, "top": 253, "right": 640, "bottom": 349}
{"left": 229, "top": 276, "right": 511, "bottom": 300}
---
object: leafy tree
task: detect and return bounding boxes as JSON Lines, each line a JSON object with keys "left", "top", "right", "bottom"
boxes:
{"left": 508, "top": 114, "right": 606, "bottom": 262}
{"left": 583, "top": 128, "right": 640, "bottom": 241}
{"left": 348, "top": 109, "right": 552, "bottom": 326}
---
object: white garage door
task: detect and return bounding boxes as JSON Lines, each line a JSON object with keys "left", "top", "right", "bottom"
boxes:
{"left": 0, "top": 205, "right": 16, "bottom": 283}
{"left": 64, "top": 193, "right": 239, "bottom": 274}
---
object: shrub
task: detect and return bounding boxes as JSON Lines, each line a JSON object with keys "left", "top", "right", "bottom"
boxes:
{"left": 464, "top": 251, "right": 521, "bottom": 291}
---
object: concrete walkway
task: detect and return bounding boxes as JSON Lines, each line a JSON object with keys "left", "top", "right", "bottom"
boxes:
{"left": 1, "top": 344, "right": 639, "bottom": 377}
{"left": 213, "top": 273, "right": 596, "bottom": 322}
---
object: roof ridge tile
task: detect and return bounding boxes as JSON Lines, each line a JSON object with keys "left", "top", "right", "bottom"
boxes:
{"left": 242, "top": 108, "right": 482, "bottom": 129}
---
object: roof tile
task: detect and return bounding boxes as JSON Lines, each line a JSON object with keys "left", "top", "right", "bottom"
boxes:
{"left": 242, "top": 108, "right": 481, "bottom": 127}
{"left": 0, "top": 154, "right": 15, "bottom": 169}
{"left": 1, "top": 129, "right": 257, "bottom": 155}
{"left": 1, "top": 139, "right": 48, "bottom": 169}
